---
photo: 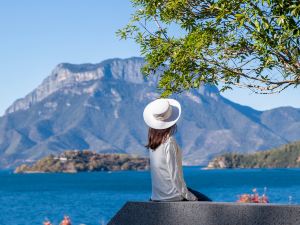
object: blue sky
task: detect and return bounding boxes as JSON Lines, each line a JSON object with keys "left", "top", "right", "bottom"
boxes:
{"left": 0, "top": 0, "right": 299, "bottom": 116}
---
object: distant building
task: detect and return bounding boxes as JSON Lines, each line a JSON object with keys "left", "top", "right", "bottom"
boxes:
{"left": 59, "top": 157, "right": 67, "bottom": 162}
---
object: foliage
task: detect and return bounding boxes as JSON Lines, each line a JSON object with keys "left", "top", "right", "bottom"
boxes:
{"left": 208, "top": 141, "right": 300, "bottom": 168}
{"left": 117, "top": 0, "right": 300, "bottom": 96}
{"left": 14, "top": 150, "right": 149, "bottom": 173}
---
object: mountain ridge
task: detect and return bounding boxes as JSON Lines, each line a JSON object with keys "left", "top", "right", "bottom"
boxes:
{"left": 5, "top": 57, "right": 147, "bottom": 115}
{"left": 1, "top": 57, "right": 300, "bottom": 168}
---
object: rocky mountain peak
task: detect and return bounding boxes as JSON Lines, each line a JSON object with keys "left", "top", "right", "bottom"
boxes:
{"left": 199, "top": 84, "right": 220, "bottom": 96}
{"left": 5, "top": 57, "right": 146, "bottom": 115}
{"left": 1, "top": 57, "right": 300, "bottom": 168}
{"left": 5, "top": 57, "right": 220, "bottom": 115}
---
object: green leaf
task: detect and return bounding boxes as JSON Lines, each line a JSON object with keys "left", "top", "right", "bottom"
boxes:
{"left": 117, "top": 0, "right": 300, "bottom": 95}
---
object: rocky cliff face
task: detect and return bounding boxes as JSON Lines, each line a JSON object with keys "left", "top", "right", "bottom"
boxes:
{"left": 1, "top": 57, "right": 300, "bottom": 168}
{"left": 5, "top": 57, "right": 147, "bottom": 114}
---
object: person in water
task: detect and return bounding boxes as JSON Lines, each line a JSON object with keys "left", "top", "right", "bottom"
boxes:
{"left": 143, "top": 98, "right": 212, "bottom": 202}
{"left": 59, "top": 215, "right": 71, "bottom": 225}
{"left": 43, "top": 221, "right": 52, "bottom": 225}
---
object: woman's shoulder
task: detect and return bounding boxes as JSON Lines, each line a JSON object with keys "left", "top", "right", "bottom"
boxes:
{"left": 169, "top": 135, "right": 177, "bottom": 142}
{"left": 164, "top": 135, "right": 177, "bottom": 146}
{"left": 163, "top": 136, "right": 179, "bottom": 155}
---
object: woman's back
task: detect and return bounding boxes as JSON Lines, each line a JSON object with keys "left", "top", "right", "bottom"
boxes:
{"left": 149, "top": 136, "right": 186, "bottom": 201}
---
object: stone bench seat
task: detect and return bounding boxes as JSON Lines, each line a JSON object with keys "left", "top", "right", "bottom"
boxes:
{"left": 108, "top": 201, "right": 300, "bottom": 225}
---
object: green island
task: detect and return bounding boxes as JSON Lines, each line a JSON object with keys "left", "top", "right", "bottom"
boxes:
{"left": 14, "top": 150, "right": 149, "bottom": 173}
{"left": 207, "top": 141, "right": 300, "bottom": 169}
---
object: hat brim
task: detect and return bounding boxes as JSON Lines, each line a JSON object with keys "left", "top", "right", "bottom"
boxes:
{"left": 143, "top": 99, "right": 181, "bottom": 129}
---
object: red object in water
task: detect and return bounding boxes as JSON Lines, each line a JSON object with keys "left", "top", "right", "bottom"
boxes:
{"left": 252, "top": 194, "right": 259, "bottom": 203}
{"left": 44, "top": 221, "right": 52, "bottom": 225}
{"left": 261, "top": 195, "right": 269, "bottom": 203}
{"left": 237, "top": 189, "right": 270, "bottom": 203}
{"left": 60, "top": 216, "right": 72, "bottom": 225}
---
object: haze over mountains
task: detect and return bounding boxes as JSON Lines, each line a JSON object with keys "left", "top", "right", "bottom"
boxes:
{"left": 1, "top": 57, "right": 300, "bottom": 168}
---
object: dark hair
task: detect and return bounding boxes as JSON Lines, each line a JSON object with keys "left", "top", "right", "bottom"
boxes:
{"left": 145, "top": 124, "right": 177, "bottom": 150}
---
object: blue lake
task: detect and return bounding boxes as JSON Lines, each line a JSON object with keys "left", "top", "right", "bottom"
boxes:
{"left": 0, "top": 167, "right": 299, "bottom": 225}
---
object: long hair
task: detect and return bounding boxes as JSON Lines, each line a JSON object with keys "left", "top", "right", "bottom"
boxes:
{"left": 145, "top": 124, "right": 177, "bottom": 150}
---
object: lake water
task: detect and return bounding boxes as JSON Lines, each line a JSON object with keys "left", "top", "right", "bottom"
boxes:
{"left": 0, "top": 167, "right": 299, "bottom": 225}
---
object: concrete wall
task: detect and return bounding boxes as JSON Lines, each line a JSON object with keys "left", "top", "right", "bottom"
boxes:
{"left": 108, "top": 201, "right": 300, "bottom": 225}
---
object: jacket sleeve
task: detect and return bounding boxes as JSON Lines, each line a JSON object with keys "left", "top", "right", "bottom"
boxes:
{"left": 165, "top": 137, "right": 198, "bottom": 201}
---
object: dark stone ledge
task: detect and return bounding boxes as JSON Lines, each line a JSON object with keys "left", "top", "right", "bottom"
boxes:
{"left": 108, "top": 201, "right": 300, "bottom": 225}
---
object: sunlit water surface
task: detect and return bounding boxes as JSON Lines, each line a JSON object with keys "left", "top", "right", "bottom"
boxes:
{"left": 0, "top": 167, "right": 299, "bottom": 225}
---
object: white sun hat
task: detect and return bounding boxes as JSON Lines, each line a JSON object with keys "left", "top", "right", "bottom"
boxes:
{"left": 143, "top": 98, "right": 181, "bottom": 129}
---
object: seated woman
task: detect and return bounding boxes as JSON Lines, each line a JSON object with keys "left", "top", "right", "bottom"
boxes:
{"left": 143, "top": 98, "right": 212, "bottom": 202}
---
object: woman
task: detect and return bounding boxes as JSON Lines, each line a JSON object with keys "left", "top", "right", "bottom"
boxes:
{"left": 143, "top": 98, "right": 212, "bottom": 202}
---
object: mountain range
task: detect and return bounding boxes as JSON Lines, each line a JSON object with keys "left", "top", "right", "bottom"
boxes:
{"left": 1, "top": 57, "right": 300, "bottom": 168}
